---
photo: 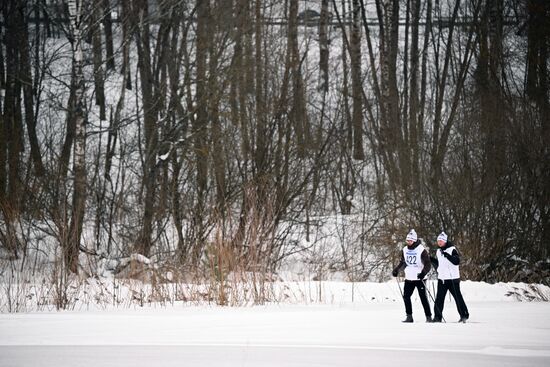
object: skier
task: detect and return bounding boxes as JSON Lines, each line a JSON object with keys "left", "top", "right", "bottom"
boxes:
{"left": 430, "top": 232, "right": 470, "bottom": 323}
{"left": 392, "top": 229, "right": 433, "bottom": 323}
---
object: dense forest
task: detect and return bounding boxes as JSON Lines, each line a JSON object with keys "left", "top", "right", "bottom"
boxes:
{"left": 0, "top": 0, "right": 548, "bottom": 285}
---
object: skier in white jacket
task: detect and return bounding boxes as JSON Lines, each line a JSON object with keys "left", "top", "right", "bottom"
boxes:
{"left": 392, "top": 229, "right": 433, "bottom": 323}
{"left": 430, "top": 232, "right": 470, "bottom": 323}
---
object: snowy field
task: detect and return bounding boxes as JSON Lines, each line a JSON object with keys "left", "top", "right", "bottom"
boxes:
{"left": 1, "top": 281, "right": 549, "bottom": 367}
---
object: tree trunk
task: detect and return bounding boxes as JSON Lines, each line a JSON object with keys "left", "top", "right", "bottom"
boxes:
{"left": 407, "top": 0, "right": 421, "bottom": 191}
{"left": 135, "top": 0, "right": 159, "bottom": 257}
{"left": 3, "top": 0, "right": 24, "bottom": 213}
{"left": 120, "top": 0, "right": 132, "bottom": 90}
{"left": 319, "top": 0, "right": 330, "bottom": 93}
{"left": 192, "top": 0, "right": 210, "bottom": 262}
{"left": 525, "top": 0, "right": 550, "bottom": 256}
{"left": 20, "top": 2, "right": 45, "bottom": 177}
{"left": 350, "top": 0, "right": 364, "bottom": 160}
{"left": 0, "top": 20, "right": 5, "bottom": 90}
{"left": 164, "top": 6, "right": 188, "bottom": 261}
{"left": 0, "top": 110, "right": 5, "bottom": 200}
{"left": 476, "top": 0, "right": 505, "bottom": 192}
{"left": 288, "top": 0, "right": 307, "bottom": 157}
{"left": 238, "top": 0, "right": 251, "bottom": 161}
{"left": 210, "top": 5, "right": 226, "bottom": 211}
{"left": 429, "top": 0, "right": 461, "bottom": 186}
{"left": 254, "top": 0, "right": 267, "bottom": 175}
{"left": 340, "top": 0, "right": 352, "bottom": 153}
{"left": 417, "top": 0, "right": 431, "bottom": 162}
{"left": 92, "top": 0, "right": 106, "bottom": 121}
{"left": 66, "top": 0, "right": 88, "bottom": 274}
{"left": 375, "top": 0, "right": 400, "bottom": 190}
{"left": 102, "top": 0, "right": 115, "bottom": 70}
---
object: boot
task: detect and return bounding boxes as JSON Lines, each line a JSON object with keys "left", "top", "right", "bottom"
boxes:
{"left": 458, "top": 315, "right": 469, "bottom": 323}
{"left": 402, "top": 314, "right": 413, "bottom": 323}
{"left": 432, "top": 317, "right": 442, "bottom": 323}
{"left": 426, "top": 316, "right": 434, "bottom": 323}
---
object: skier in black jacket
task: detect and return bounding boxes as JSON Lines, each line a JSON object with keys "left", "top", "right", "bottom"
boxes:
{"left": 392, "top": 229, "right": 433, "bottom": 323}
{"left": 430, "top": 232, "right": 470, "bottom": 323}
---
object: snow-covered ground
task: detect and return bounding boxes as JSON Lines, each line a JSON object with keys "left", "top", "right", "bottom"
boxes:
{"left": 1, "top": 280, "right": 549, "bottom": 366}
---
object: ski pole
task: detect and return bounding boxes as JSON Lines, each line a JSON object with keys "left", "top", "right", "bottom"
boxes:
{"left": 395, "top": 276, "right": 404, "bottom": 299}
{"left": 423, "top": 279, "right": 446, "bottom": 323}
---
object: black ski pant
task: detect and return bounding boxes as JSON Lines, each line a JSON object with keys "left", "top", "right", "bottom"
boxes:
{"left": 403, "top": 279, "right": 432, "bottom": 317}
{"left": 434, "top": 278, "right": 469, "bottom": 320}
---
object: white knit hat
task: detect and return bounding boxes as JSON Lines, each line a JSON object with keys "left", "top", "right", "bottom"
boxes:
{"left": 406, "top": 229, "right": 417, "bottom": 242}
{"left": 437, "top": 232, "right": 448, "bottom": 242}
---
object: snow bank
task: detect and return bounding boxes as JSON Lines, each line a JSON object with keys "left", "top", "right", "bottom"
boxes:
{"left": 1, "top": 275, "right": 548, "bottom": 313}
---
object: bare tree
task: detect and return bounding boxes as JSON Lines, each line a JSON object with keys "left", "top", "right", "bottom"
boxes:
{"left": 191, "top": 0, "right": 210, "bottom": 262}
{"left": 102, "top": 0, "right": 115, "bottom": 70}
{"left": 66, "top": 0, "right": 88, "bottom": 273}
{"left": 289, "top": 0, "right": 308, "bottom": 157}
{"left": 210, "top": 2, "right": 228, "bottom": 210}
{"left": 475, "top": 0, "right": 505, "bottom": 191}
{"left": 319, "top": 0, "right": 330, "bottom": 94}
{"left": 21, "top": 2, "right": 45, "bottom": 177}
{"left": 350, "top": 0, "right": 364, "bottom": 160}
{"left": 92, "top": 0, "right": 106, "bottom": 121}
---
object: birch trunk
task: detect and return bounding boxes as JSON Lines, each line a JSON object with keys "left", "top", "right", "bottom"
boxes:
{"left": 67, "top": 0, "right": 87, "bottom": 274}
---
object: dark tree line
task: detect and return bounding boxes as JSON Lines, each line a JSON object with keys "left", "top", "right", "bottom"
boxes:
{"left": 0, "top": 0, "right": 548, "bottom": 283}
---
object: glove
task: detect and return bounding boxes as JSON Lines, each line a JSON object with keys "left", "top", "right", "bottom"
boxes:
{"left": 417, "top": 272, "right": 426, "bottom": 279}
{"left": 392, "top": 269, "right": 398, "bottom": 277}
